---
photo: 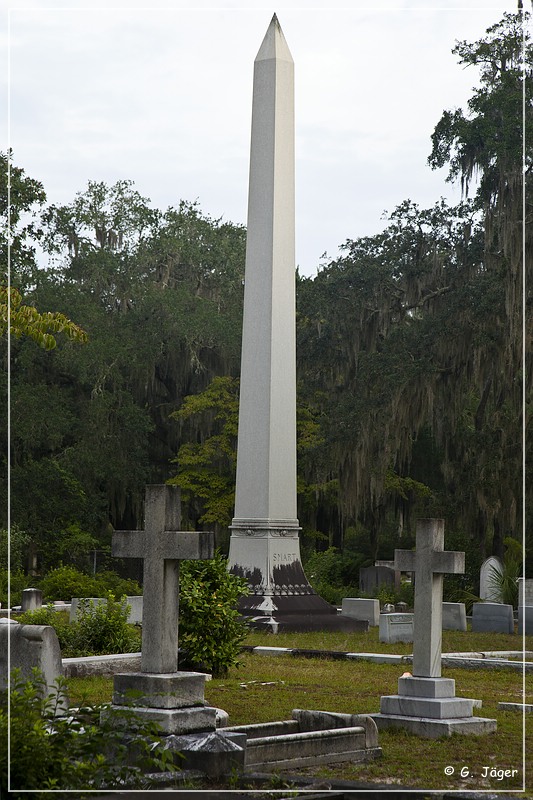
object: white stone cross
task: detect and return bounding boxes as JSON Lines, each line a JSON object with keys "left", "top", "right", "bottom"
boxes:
{"left": 112, "top": 485, "right": 214, "bottom": 674}
{"left": 394, "top": 519, "right": 464, "bottom": 678}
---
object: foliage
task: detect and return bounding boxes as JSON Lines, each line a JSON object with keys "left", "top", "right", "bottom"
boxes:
{"left": 19, "top": 596, "right": 140, "bottom": 658}
{"left": 487, "top": 536, "right": 523, "bottom": 608}
{"left": 0, "top": 570, "right": 28, "bottom": 609}
{"left": 0, "top": 526, "right": 30, "bottom": 572}
{"left": 38, "top": 565, "right": 141, "bottom": 605}
{"left": 0, "top": 669, "right": 177, "bottom": 795}
{"left": 178, "top": 552, "right": 249, "bottom": 676}
{"left": 0, "top": 285, "right": 87, "bottom": 350}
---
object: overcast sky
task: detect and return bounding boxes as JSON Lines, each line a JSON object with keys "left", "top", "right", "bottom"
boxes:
{"left": 4, "top": 0, "right": 518, "bottom": 277}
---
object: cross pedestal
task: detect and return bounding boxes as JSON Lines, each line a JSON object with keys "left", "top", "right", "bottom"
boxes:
{"left": 372, "top": 519, "right": 496, "bottom": 738}
{"left": 102, "top": 485, "right": 220, "bottom": 734}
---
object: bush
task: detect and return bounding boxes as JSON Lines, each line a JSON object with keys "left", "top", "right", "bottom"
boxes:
{"left": 19, "top": 597, "right": 140, "bottom": 658}
{"left": 39, "top": 565, "right": 103, "bottom": 602}
{"left": 0, "top": 570, "right": 30, "bottom": 609}
{"left": 0, "top": 669, "right": 177, "bottom": 796}
{"left": 178, "top": 552, "right": 249, "bottom": 677}
{"left": 39, "top": 565, "right": 142, "bottom": 604}
{"left": 70, "top": 595, "right": 140, "bottom": 656}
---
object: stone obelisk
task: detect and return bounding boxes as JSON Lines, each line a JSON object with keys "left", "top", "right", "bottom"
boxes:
{"left": 228, "top": 16, "right": 356, "bottom": 631}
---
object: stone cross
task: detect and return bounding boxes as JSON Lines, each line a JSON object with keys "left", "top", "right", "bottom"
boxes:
{"left": 112, "top": 484, "right": 214, "bottom": 674}
{"left": 394, "top": 519, "right": 464, "bottom": 678}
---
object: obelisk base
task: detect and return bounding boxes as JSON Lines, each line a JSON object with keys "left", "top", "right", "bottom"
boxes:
{"left": 228, "top": 522, "right": 368, "bottom": 632}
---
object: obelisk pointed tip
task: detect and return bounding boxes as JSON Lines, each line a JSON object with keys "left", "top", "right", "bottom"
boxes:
{"left": 256, "top": 12, "right": 293, "bottom": 63}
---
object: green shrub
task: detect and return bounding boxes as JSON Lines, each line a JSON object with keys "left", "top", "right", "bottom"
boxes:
{"left": 70, "top": 595, "right": 140, "bottom": 656}
{"left": 18, "top": 606, "right": 76, "bottom": 653}
{"left": 0, "top": 570, "right": 30, "bottom": 609}
{"left": 178, "top": 552, "right": 249, "bottom": 677}
{"left": 0, "top": 669, "right": 177, "bottom": 796}
{"left": 39, "top": 565, "right": 103, "bottom": 602}
{"left": 39, "top": 565, "right": 142, "bottom": 605}
{"left": 94, "top": 570, "right": 142, "bottom": 597}
{"left": 19, "top": 597, "right": 140, "bottom": 658}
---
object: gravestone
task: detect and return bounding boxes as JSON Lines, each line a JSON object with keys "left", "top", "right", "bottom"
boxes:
{"left": 0, "top": 620, "right": 66, "bottom": 711}
{"left": 518, "top": 606, "right": 533, "bottom": 635}
{"left": 341, "top": 598, "right": 380, "bottom": 626}
{"left": 379, "top": 613, "right": 413, "bottom": 643}
{"left": 373, "top": 519, "right": 496, "bottom": 737}
{"left": 472, "top": 602, "right": 514, "bottom": 634}
{"left": 103, "top": 485, "right": 218, "bottom": 733}
{"left": 70, "top": 596, "right": 143, "bottom": 624}
{"left": 518, "top": 578, "right": 533, "bottom": 608}
{"left": 21, "top": 588, "right": 42, "bottom": 612}
{"left": 359, "top": 565, "right": 400, "bottom": 596}
{"left": 442, "top": 602, "right": 467, "bottom": 631}
{"left": 479, "top": 556, "right": 504, "bottom": 602}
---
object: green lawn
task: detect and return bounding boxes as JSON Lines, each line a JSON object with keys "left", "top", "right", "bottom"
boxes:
{"left": 66, "top": 628, "right": 533, "bottom": 794}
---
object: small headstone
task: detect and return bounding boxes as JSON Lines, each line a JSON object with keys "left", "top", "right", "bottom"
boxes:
{"left": 0, "top": 622, "right": 66, "bottom": 711}
{"left": 472, "top": 602, "right": 514, "bottom": 634}
{"left": 341, "top": 598, "right": 380, "bottom": 626}
{"left": 21, "top": 588, "right": 42, "bottom": 612}
{"left": 442, "top": 602, "right": 467, "bottom": 631}
{"left": 382, "top": 603, "right": 395, "bottom": 614}
{"left": 479, "top": 556, "right": 504, "bottom": 602}
{"left": 359, "top": 565, "right": 400, "bottom": 596}
{"left": 70, "top": 596, "right": 143, "bottom": 625}
{"left": 379, "top": 613, "right": 413, "bottom": 643}
{"left": 518, "top": 578, "right": 533, "bottom": 608}
{"left": 395, "top": 602, "right": 408, "bottom": 613}
{"left": 518, "top": 606, "right": 533, "bottom": 635}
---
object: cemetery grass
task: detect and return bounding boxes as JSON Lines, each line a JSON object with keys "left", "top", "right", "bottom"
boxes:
{"left": 67, "top": 630, "right": 533, "bottom": 794}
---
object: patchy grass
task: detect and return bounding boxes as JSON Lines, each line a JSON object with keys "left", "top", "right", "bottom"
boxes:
{"left": 66, "top": 640, "right": 532, "bottom": 794}
{"left": 244, "top": 626, "right": 533, "bottom": 655}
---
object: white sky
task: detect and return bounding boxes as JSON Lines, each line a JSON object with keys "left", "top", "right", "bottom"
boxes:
{"left": 4, "top": 0, "right": 518, "bottom": 277}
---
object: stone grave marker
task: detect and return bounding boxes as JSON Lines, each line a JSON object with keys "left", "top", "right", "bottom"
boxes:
{"left": 442, "top": 601, "right": 467, "bottom": 631}
{"left": 0, "top": 619, "right": 66, "bottom": 711}
{"left": 479, "top": 556, "right": 504, "bottom": 602}
{"left": 341, "top": 598, "right": 380, "bottom": 626}
{"left": 372, "top": 518, "right": 496, "bottom": 737}
{"left": 518, "top": 577, "right": 533, "bottom": 608}
{"left": 103, "top": 484, "right": 218, "bottom": 733}
{"left": 379, "top": 612, "right": 413, "bottom": 643}
{"left": 359, "top": 565, "right": 400, "bottom": 596}
{"left": 21, "top": 588, "right": 42, "bottom": 612}
{"left": 472, "top": 602, "right": 514, "bottom": 634}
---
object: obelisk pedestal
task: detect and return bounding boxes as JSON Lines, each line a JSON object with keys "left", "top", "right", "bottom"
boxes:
{"left": 227, "top": 16, "right": 364, "bottom": 632}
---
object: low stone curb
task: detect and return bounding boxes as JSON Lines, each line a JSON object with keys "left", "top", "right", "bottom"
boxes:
{"left": 241, "top": 645, "right": 533, "bottom": 671}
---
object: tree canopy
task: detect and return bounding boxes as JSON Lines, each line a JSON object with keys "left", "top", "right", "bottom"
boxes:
{"left": 2, "top": 11, "right": 529, "bottom": 581}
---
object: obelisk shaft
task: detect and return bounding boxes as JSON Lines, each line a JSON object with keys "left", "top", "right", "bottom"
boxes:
{"left": 232, "top": 16, "right": 297, "bottom": 528}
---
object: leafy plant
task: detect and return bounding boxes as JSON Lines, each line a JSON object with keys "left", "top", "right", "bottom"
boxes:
{"left": 178, "top": 552, "right": 249, "bottom": 677}
{"left": 487, "top": 537, "right": 523, "bottom": 608}
{"left": 38, "top": 565, "right": 142, "bottom": 604}
{"left": 19, "top": 596, "right": 140, "bottom": 658}
{"left": 0, "top": 668, "right": 177, "bottom": 796}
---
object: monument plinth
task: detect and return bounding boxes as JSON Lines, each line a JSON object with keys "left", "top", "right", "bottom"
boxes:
{"left": 227, "top": 15, "right": 362, "bottom": 632}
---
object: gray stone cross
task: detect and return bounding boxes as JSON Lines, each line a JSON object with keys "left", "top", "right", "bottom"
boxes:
{"left": 112, "top": 484, "right": 214, "bottom": 674}
{"left": 394, "top": 519, "right": 464, "bottom": 678}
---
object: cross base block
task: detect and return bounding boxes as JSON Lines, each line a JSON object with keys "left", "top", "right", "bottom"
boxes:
{"left": 380, "top": 695, "right": 474, "bottom": 719}
{"left": 102, "top": 703, "right": 217, "bottom": 734}
{"left": 371, "top": 713, "right": 497, "bottom": 739}
{"left": 113, "top": 671, "right": 207, "bottom": 709}
{"left": 397, "top": 676, "right": 455, "bottom": 698}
